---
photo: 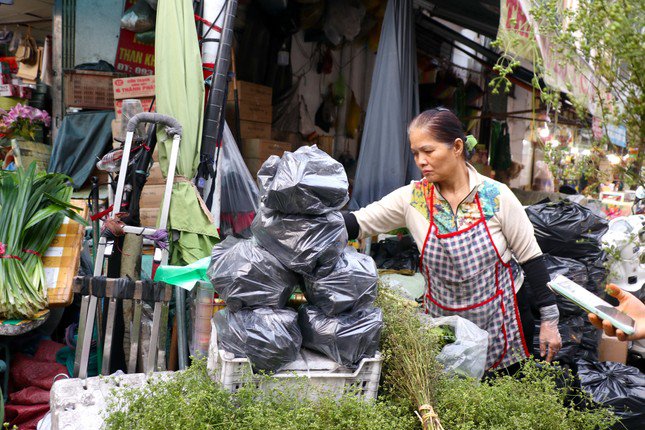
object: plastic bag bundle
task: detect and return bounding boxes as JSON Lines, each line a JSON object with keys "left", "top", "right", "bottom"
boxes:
{"left": 578, "top": 360, "right": 645, "bottom": 430}
{"left": 263, "top": 145, "right": 349, "bottom": 215}
{"left": 304, "top": 246, "right": 377, "bottom": 316}
{"left": 208, "top": 237, "right": 299, "bottom": 312}
{"left": 121, "top": 0, "right": 155, "bottom": 33}
{"left": 525, "top": 201, "right": 608, "bottom": 260}
{"left": 219, "top": 124, "right": 259, "bottom": 238}
{"left": 420, "top": 315, "right": 489, "bottom": 380}
{"left": 298, "top": 305, "right": 382, "bottom": 367}
{"left": 214, "top": 308, "right": 302, "bottom": 372}
{"left": 257, "top": 155, "right": 281, "bottom": 195}
{"left": 251, "top": 206, "right": 348, "bottom": 277}
{"left": 531, "top": 316, "right": 600, "bottom": 364}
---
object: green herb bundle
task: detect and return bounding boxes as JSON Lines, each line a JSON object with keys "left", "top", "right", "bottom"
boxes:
{"left": 0, "top": 164, "right": 86, "bottom": 319}
{"left": 377, "top": 287, "right": 445, "bottom": 430}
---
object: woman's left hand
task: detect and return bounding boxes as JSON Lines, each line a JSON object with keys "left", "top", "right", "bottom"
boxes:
{"left": 539, "top": 319, "right": 562, "bottom": 362}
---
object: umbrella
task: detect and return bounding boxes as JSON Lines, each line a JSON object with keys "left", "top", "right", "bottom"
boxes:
{"left": 155, "top": 0, "right": 219, "bottom": 266}
{"left": 351, "top": 0, "right": 420, "bottom": 208}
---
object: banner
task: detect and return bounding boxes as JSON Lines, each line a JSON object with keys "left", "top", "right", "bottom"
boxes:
{"left": 114, "top": 0, "right": 155, "bottom": 76}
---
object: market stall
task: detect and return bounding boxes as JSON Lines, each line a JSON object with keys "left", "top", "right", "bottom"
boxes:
{"left": 0, "top": 0, "right": 643, "bottom": 429}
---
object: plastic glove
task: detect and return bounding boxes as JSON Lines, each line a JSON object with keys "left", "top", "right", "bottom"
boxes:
{"left": 539, "top": 304, "right": 562, "bottom": 362}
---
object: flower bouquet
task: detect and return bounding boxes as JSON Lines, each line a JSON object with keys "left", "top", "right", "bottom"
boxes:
{"left": 0, "top": 104, "right": 51, "bottom": 143}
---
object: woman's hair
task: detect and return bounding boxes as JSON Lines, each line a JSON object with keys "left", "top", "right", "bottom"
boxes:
{"left": 408, "top": 108, "right": 475, "bottom": 160}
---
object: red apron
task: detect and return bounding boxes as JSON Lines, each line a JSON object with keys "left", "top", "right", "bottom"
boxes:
{"left": 420, "top": 184, "right": 529, "bottom": 370}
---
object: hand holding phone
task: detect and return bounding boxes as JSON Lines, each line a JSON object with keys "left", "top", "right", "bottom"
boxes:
{"left": 589, "top": 284, "right": 645, "bottom": 341}
{"left": 547, "top": 276, "right": 637, "bottom": 337}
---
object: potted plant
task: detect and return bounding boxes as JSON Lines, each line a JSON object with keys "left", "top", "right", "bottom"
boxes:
{"left": 0, "top": 103, "right": 51, "bottom": 143}
{"left": 0, "top": 104, "right": 52, "bottom": 171}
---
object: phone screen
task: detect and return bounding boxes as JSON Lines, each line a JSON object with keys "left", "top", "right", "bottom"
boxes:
{"left": 596, "top": 305, "right": 636, "bottom": 329}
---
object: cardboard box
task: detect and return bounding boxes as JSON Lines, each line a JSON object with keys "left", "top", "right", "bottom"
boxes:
{"left": 147, "top": 162, "right": 165, "bottom": 185}
{"left": 243, "top": 157, "right": 264, "bottom": 178}
{"left": 598, "top": 333, "right": 628, "bottom": 363}
{"left": 242, "top": 139, "right": 291, "bottom": 160}
{"left": 139, "top": 208, "right": 159, "bottom": 227}
{"left": 227, "top": 101, "right": 272, "bottom": 123}
{"left": 140, "top": 184, "right": 166, "bottom": 209}
{"left": 113, "top": 75, "right": 156, "bottom": 99}
{"left": 227, "top": 81, "right": 272, "bottom": 106}
{"left": 114, "top": 97, "right": 155, "bottom": 117}
{"left": 237, "top": 120, "right": 272, "bottom": 139}
{"left": 64, "top": 70, "right": 120, "bottom": 110}
{"left": 45, "top": 200, "right": 88, "bottom": 307}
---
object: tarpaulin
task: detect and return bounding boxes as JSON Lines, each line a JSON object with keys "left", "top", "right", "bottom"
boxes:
{"left": 47, "top": 111, "right": 114, "bottom": 188}
{"left": 351, "top": 0, "right": 419, "bottom": 207}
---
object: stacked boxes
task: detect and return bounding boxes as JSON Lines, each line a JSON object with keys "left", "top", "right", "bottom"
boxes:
{"left": 227, "top": 80, "right": 273, "bottom": 140}
{"left": 111, "top": 75, "right": 156, "bottom": 142}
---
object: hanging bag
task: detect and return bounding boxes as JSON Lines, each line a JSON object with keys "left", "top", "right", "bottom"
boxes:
{"left": 15, "top": 28, "right": 37, "bottom": 65}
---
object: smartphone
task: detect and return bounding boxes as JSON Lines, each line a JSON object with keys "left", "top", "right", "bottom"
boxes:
{"left": 547, "top": 275, "right": 636, "bottom": 336}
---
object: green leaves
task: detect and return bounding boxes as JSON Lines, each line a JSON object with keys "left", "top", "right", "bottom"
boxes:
{"left": 103, "top": 359, "right": 417, "bottom": 430}
{"left": 0, "top": 163, "right": 86, "bottom": 319}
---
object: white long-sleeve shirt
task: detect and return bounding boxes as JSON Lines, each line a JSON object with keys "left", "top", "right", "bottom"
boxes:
{"left": 352, "top": 164, "right": 543, "bottom": 265}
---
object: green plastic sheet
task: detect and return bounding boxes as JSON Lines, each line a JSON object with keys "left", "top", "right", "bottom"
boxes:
{"left": 154, "top": 256, "right": 211, "bottom": 290}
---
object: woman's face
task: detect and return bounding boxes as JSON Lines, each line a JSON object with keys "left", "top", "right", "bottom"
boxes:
{"left": 410, "top": 128, "right": 464, "bottom": 183}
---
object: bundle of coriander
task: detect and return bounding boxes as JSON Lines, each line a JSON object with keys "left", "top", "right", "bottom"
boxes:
{"left": 378, "top": 286, "right": 445, "bottom": 430}
{"left": 0, "top": 164, "right": 86, "bottom": 319}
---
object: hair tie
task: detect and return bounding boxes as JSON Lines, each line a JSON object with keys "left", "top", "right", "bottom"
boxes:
{"left": 465, "top": 135, "right": 478, "bottom": 152}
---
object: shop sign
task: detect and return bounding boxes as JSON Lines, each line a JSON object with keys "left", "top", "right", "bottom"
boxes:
{"left": 114, "top": 0, "right": 155, "bottom": 76}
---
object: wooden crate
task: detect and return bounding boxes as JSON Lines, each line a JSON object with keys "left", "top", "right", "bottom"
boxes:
{"left": 11, "top": 139, "right": 51, "bottom": 171}
{"left": 241, "top": 139, "right": 291, "bottom": 160}
{"left": 64, "top": 70, "right": 122, "bottom": 110}
{"left": 45, "top": 200, "right": 88, "bottom": 307}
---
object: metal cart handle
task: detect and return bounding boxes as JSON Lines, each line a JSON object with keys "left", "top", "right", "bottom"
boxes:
{"left": 126, "top": 112, "right": 183, "bottom": 137}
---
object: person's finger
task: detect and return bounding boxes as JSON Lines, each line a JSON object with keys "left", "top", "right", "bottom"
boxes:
{"left": 602, "top": 319, "right": 617, "bottom": 337}
{"left": 540, "top": 340, "right": 546, "bottom": 358}
{"left": 605, "top": 284, "right": 630, "bottom": 304}
{"left": 615, "top": 329, "right": 628, "bottom": 342}
{"left": 588, "top": 313, "right": 603, "bottom": 330}
{"left": 546, "top": 343, "right": 556, "bottom": 362}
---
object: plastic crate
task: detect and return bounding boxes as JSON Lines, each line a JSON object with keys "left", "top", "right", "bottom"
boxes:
{"left": 63, "top": 70, "right": 122, "bottom": 110}
{"left": 207, "top": 320, "right": 382, "bottom": 400}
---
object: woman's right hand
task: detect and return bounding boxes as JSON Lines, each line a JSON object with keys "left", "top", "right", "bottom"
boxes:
{"left": 588, "top": 284, "right": 645, "bottom": 341}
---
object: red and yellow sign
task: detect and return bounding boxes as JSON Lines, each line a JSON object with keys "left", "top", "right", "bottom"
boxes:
{"left": 114, "top": 0, "right": 155, "bottom": 76}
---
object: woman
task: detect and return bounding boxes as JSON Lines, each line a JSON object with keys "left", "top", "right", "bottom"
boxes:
{"left": 344, "top": 108, "right": 562, "bottom": 372}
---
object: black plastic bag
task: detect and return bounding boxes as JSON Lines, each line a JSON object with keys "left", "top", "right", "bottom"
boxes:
{"left": 579, "top": 253, "right": 608, "bottom": 295}
{"left": 263, "top": 145, "right": 349, "bottom": 215}
{"left": 371, "top": 235, "right": 420, "bottom": 271}
{"left": 525, "top": 201, "right": 608, "bottom": 260}
{"left": 214, "top": 308, "right": 302, "bottom": 372}
{"left": 304, "top": 246, "right": 378, "bottom": 316}
{"left": 578, "top": 360, "right": 645, "bottom": 430}
{"left": 532, "top": 316, "right": 600, "bottom": 364}
{"left": 251, "top": 205, "right": 348, "bottom": 277}
{"left": 298, "top": 305, "right": 382, "bottom": 367}
{"left": 544, "top": 255, "right": 589, "bottom": 317}
{"left": 208, "top": 237, "right": 299, "bottom": 312}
